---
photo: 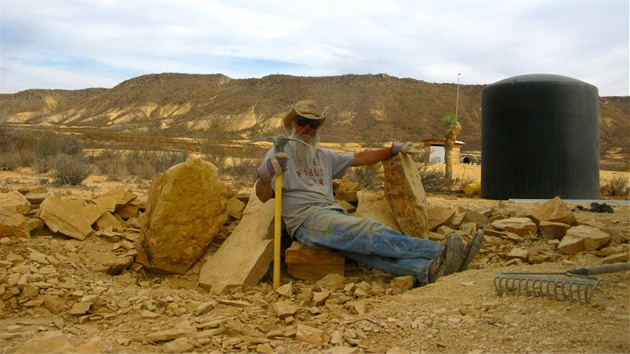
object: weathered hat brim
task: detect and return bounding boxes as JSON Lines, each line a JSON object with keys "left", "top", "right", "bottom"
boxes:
{"left": 282, "top": 105, "right": 327, "bottom": 128}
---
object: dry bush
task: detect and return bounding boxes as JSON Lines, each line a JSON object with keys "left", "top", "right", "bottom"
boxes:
{"left": 199, "top": 139, "right": 230, "bottom": 170}
{"left": 0, "top": 127, "right": 83, "bottom": 171}
{"left": 33, "top": 131, "right": 83, "bottom": 158}
{"left": 50, "top": 154, "right": 92, "bottom": 185}
{"left": 349, "top": 162, "right": 383, "bottom": 190}
{"left": 0, "top": 149, "right": 34, "bottom": 170}
{"left": 414, "top": 153, "right": 447, "bottom": 192}
{"left": 124, "top": 149, "right": 188, "bottom": 179}
{"left": 347, "top": 153, "right": 449, "bottom": 192}
{"left": 221, "top": 158, "right": 259, "bottom": 185}
{"left": 92, "top": 150, "right": 129, "bottom": 181}
{"left": 32, "top": 156, "right": 55, "bottom": 173}
{"left": 600, "top": 176, "right": 629, "bottom": 198}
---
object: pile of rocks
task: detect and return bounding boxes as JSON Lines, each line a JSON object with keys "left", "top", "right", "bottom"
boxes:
{"left": 1, "top": 157, "right": 628, "bottom": 352}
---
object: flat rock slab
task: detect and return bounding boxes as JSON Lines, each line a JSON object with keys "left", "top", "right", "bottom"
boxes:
{"left": 37, "top": 196, "right": 105, "bottom": 240}
{"left": 383, "top": 153, "right": 430, "bottom": 239}
{"left": 198, "top": 187, "right": 275, "bottom": 293}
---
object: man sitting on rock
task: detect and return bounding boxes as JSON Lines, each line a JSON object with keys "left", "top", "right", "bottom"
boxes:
{"left": 255, "top": 100, "right": 484, "bottom": 285}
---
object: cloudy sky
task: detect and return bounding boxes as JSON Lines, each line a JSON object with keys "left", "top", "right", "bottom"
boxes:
{"left": 1, "top": 0, "right": 628, "bottom": 96}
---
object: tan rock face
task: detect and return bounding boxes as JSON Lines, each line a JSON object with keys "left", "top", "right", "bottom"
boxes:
{"left": 198, "top": 188, "right": 274, "bottom": 293}
{"left": 539, "top": 221, "right": 570, "bottom": 240}
{"left": 333, "top": 175, "right": 361, "bottom": 204}
{"left": 528, "top": 196, "right": 577, "bottom": 225}
{"left": 383, "top": 154, "right": 430, "bottom": 239}
{"left": 0, "top": 208, "right": 30, "bottom": 238}
{"left": 427, "top": 206, "right": 455, "bottom": 231}
{"left": 93, "top": 187, "right": 137, "bottom": 213}
{"left": 285, "top": 241, "right": 345, "bottom": 281}
{"left": 355, "top": 191, "right": 401, "bottom": 233}
{"left": 135, "top": 159, "right": 228, "bottom": 274}
{"left": 490, "top": 217, "right": 537, "bottom": 237}
{"left": 37, "top": 196, "right": 105, "bottom": 240}
{"left": 0, "top": 190, "right": 31, "bottom": 215}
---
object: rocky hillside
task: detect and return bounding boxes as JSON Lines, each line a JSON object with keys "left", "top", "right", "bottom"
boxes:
{"left": 0, "top": 73, "right": 628, "bottom": 154}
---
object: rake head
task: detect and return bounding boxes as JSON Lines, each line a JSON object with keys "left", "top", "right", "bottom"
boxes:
{"left": 494, "top": 272, "right": 602, "bottom": 305}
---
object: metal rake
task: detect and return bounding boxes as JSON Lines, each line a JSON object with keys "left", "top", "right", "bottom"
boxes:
{"left": 494, "top": 263, "right": 630, "bottom": 304}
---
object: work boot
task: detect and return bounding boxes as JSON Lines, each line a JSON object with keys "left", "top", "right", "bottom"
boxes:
{"left": 458, "top": 231, "right": 485, "bottom": 272}
{"left": 428, "top": 233, "right": 465, "bottom": 283}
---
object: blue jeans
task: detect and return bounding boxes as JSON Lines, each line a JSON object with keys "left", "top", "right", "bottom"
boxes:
{"left": 293, "top": 208, "right": 444, "bottom": 284}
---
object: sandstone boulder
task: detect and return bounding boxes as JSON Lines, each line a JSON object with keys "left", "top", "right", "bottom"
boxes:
{"left": 93, "top": 187, "right": 137, "bottom": 213}
{"left": 334, "top": 175, "right": 361, "bottom": 203}
{"left": 226, "top": 196, "right": 246, "bottom": 219}
{"left": 0, "top": 190, "right": 31, "bottom": 215}
{"left": 491, "top": 217, "right": 537, "bottom": 237}
{"left": 528, "top": 196, "right": 577, "bottom": 225}
{"left": 37, "top": 196, "right": 105, "bottom": 240}
{"left": 557, "top": 225, "right": 611, "bottom": 255}
{"left": 427, "top": 205, "right": 455, "bottom": 231}
{"left": 506, "top": 247, "right": 529, "bottom": 262}
{"left": 383, "top": 153, "right": 429, "bottom": 239}
{"left": 135, "top": 159, "right": 228, "bottom": 274}
{"left": 0, "top": 208, "right": 31, "bottom": 238}
{"left": 355, "top": 190, "right": 401, "bottom": 233}
{"left": 285, "top": 241, "right": 345, "bottom": 281}
{"left": 539, "top": 221, "right": 570, "bottom": 240}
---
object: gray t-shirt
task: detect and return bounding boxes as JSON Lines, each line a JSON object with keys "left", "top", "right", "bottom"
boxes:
{"left": 263, "top": 145, "right": 355, "bottom": 236}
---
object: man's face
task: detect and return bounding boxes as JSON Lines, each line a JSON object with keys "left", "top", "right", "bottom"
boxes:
{"left": 288, "top": 117, "right": 320, "bottom": 169}
{"left": 291, "top": 117, "right": 320, "bottom": 143}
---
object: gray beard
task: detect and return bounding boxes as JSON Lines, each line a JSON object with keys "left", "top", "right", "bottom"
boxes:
{"left": 289, "top": 127, "right": 319, "bottom": 170}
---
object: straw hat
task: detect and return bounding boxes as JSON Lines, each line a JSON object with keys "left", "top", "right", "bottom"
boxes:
{"left": 282, "top": 100, "right": 328, "bottom": 129}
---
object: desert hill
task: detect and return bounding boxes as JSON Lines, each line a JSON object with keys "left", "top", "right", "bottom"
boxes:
{"left": 0, "top": 73, "right": 628, "bottom": 157}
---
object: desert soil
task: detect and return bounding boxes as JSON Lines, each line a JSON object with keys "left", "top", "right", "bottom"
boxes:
{"left": 1, "top": 164, "right": 629, "bottom": 353}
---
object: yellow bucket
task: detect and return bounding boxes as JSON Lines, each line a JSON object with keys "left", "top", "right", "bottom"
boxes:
{"left": 464, "top": 182, "right": 481, "bottom": 196}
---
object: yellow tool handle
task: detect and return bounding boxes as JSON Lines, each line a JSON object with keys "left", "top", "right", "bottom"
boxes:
{"left": 273, "top": 174, "right": 282, "bottom": 289}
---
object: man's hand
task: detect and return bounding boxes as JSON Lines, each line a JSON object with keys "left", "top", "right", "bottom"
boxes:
{"left": 391, "top": 141, "right": 417, "bottom": 155}
{"left": 256, "top": 153, "right": 290, "bottom": 182}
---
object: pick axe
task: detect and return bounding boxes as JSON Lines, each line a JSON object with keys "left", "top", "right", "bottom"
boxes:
{"left": 254, "top": 135, "right": 313, "bottom": 289}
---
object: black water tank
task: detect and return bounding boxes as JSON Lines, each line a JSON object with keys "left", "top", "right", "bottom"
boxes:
{"left": 481, "top": 74, "right": 599, "bottom": 200}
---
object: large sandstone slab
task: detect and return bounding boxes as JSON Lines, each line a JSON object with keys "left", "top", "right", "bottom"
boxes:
{"left": 558, "top": 225, "right": 611, "bottom": 254}
{"left": 383, "top": 153, "right": 430, "bottom": 238}
{"left": 198, "top": 186, "right": 275, "bottom": 292}
{"left": 285, "top": 241, "right": 345, "bottom": 281}
{"left": 135, "top": 159, "right": 228, "bottom": 274}
{"left": 93, "top": 187, "right": 137, "bottom": 213}
{"left": 37, "top": 196, "right": 105, "bottom": 240}
{"left": 355, "top": 190, "right": 402, "bottom": 233}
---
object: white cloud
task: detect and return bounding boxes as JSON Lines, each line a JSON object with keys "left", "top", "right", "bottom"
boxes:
{"left": 1, "top": 0, "right": 627, "bottom": 95}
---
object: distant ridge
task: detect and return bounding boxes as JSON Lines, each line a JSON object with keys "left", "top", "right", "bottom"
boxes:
{"left": 1, "top": 73, "right": 628, "bottom": 154}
